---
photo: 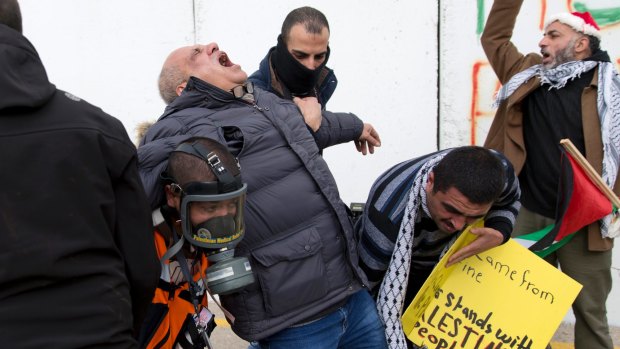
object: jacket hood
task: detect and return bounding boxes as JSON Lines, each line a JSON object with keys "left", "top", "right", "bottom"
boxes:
{"left": 0, "top": 24, "right": 55, "bottom": 111}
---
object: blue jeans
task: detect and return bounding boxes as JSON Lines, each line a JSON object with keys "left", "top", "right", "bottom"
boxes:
{"left": 249, "top": 289, "right": 387, "bottom": 349}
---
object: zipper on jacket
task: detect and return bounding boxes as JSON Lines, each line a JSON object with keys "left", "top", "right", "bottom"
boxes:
{"left": 252, "top": 104, "right": 269, "bottom": 112}
{"left": 234, "top": 97, "right": 269, "bottom": 113}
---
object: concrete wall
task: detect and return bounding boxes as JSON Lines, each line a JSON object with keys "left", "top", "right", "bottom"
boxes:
{"left": 17, "top": 0, "right": 619, "bottom": 325}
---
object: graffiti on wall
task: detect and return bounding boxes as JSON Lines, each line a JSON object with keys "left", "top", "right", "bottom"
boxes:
{"left": 470, "top": 0, "right": 620, "bottom": 145}
{"left": 572, "top": 1, "right": 620, "bottom": 27}
{"left": 477, "top": 0, "right": 620, "bottom": 34}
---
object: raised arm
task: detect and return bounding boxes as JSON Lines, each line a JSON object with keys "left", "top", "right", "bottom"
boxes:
{"left": 481, "top": 0, "right": 541, "bottom": 83}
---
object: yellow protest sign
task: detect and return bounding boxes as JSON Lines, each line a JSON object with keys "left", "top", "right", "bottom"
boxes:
{"left": 401, "top": 221, "right": 582, "bottom": 349}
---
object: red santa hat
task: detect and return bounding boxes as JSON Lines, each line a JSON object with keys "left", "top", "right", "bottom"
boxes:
{"left": 545, "top": 11, "right": 601, "bottom": 39}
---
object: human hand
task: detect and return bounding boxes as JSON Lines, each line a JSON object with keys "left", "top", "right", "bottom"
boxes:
{"left": 445, "top": 227, "right": 503, "bottom": 267}
{"left": 355, "top": 123, "right": 381, "bottom": 155}
{"left": 293, "top": 97, "right": 322, "bottom": 132}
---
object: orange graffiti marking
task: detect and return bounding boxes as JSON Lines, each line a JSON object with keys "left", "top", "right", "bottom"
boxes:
{"left": 470, "top": 61, "right": 502, "bottom": 145}
{"left": 540, "top": 0, "right": 547, "bottom": 30}
{"left": 470, "top": 62, "right": 482, "bottom": 145}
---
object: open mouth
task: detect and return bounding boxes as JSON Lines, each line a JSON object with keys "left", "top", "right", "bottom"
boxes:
{"left": 443, "top": 221, "right": 456, "bottom": 232}
{"left": 219, "top": 53, "right": 233, "bottom": 67}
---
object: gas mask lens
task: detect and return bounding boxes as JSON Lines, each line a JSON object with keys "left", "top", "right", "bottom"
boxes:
{"left": 179, "top": 184, "right": 254, "bottom": 295}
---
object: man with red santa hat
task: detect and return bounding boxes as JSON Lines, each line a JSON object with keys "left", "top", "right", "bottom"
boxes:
{"left": 482, "top": 1, "right": 619, "bottom": 348}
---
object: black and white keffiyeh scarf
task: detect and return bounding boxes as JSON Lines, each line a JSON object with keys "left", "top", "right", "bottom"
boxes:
{"left": 493, "top": 59, "right": 620, "bottom": 238}
{"left": 376, "top": 153, "right": 446, "bottom": 349}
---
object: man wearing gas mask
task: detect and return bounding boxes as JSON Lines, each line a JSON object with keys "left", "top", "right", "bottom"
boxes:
{"left": 248, "top": 6, "right": 379, "bottom": 155}
{"left": 139, "top": 137, "right": 252, "bottom": 349}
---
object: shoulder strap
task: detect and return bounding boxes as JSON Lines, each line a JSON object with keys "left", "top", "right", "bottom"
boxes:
{"left": 160, "top": 209, "right": 214, "bottom": 349}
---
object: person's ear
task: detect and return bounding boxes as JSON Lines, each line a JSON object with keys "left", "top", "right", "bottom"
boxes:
{"left": 176, "top": 81, "right": 187, "bottom": 97}
{"left": 165, "top": 184, "right": 181, "bottom": 209}
{"left": 426, "top": 172, "right": 435, "bottom": 192}
{"left": 574, "top": 35, "right": 590, "bottom": 55}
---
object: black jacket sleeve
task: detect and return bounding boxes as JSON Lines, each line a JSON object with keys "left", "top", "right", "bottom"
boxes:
{"left": 311, "top": 111, "right": 364, "bottom": 150}
{"left": 114, "top": 148, "right": 161, "bottom": 335}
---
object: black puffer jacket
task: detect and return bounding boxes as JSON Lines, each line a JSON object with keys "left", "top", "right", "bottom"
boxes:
{"left": 138, "top": 77, "right": 369, "bottom": 341}
{"left": 0, "top": 24, "right": 159, "bottom": 348}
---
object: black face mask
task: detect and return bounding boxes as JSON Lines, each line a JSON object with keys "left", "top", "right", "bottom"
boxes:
{"left": 271, "top": 34, "right": 330, "bottom": 97}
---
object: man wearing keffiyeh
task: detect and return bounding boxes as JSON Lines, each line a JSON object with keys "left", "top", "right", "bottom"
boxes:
{"left": 356, "top": 146, "right": 521, "bottom": 349}
{"left": 481, "top": 1, "right": 619, "bottom": 348}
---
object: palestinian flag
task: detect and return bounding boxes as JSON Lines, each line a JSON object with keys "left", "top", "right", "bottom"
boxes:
{"left": 516, "top": 147, "right": 614, "bottom": 258}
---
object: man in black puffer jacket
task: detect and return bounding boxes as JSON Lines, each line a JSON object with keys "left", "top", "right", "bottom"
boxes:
{"left": 0, "top": 1, "right": 160, "bottom": 347}
{"left": 138, "top": 42, "right": 387, "bottom": 348}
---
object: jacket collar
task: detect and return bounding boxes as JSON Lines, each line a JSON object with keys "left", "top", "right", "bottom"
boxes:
{"left": 160, "top": 76, "right": 252, "bottom": 119}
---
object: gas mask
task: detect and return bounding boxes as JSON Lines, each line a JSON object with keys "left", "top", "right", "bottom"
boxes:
{"left": 169, "top": 141, "right": 255, "bottom": 295}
